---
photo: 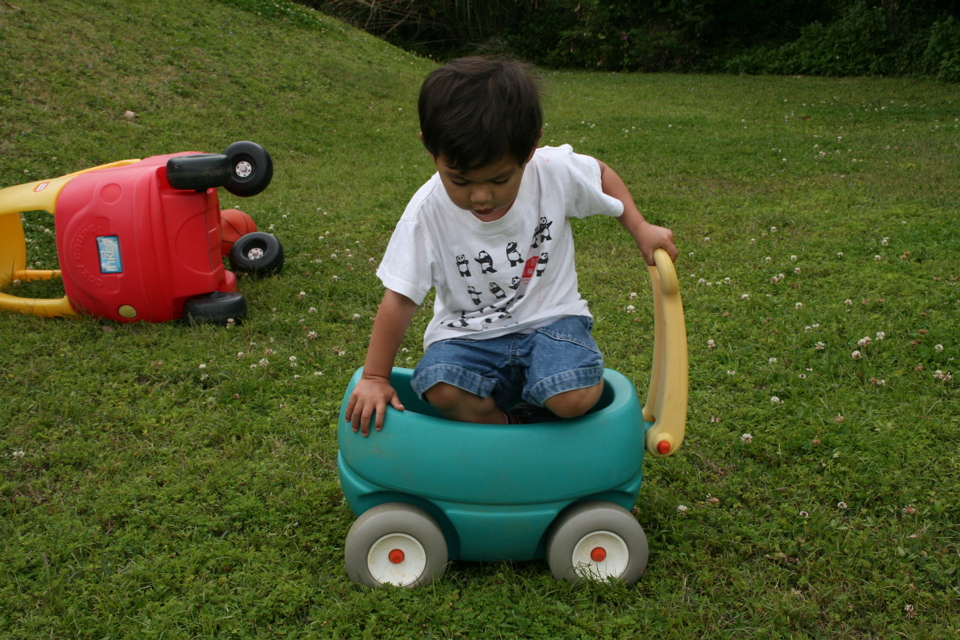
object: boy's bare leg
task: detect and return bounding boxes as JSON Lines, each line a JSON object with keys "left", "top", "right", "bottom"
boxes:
{"left": 544, "top": 380, "right": 604, "bottom": 419}
{"left": 424, "top": 382, "right": 505, "bottom": 424}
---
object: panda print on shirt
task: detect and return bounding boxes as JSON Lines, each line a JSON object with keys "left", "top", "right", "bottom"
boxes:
{"left": 445, "top": 217, "right": 554, "bottom": 330}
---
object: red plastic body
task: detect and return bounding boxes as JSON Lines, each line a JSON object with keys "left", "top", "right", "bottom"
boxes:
{"left": 54, "top": 152, "right": 236, "bottom": 323}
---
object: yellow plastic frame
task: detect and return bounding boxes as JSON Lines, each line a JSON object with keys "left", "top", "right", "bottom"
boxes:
{"left": 0, "top": 160, "right": 139, "bottom": 318}
{"left": 642, "top": 248, "right": 689, "bottom": 457}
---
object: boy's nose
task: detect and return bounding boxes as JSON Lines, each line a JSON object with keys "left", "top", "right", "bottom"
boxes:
{"left": 471, "top": 186, "right": 492, "bottom": 205}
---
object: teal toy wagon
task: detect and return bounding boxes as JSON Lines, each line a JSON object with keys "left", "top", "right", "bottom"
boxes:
{"left": 337, "top": 249, "right": 687, "bottom": 587}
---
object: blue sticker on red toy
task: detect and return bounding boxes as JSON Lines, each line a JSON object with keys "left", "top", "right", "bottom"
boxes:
{"left": 96, "top": 236, "right": 123, "bottom": 274}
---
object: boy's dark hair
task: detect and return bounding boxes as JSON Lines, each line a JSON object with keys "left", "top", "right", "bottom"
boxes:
{"left": 419, "top": 57, "right": 542, "bottom": 173}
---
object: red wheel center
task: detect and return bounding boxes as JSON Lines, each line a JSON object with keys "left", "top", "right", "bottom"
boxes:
{"left": 590, "top": 547, "right": 607, "bottom": 563}
{"left": 388, "top": 549, "right": 405, "bottom": 564}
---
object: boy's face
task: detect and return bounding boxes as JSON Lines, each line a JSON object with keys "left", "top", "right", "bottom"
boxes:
{"left": 430, "top": 150, "right": 534, "bottom": 222}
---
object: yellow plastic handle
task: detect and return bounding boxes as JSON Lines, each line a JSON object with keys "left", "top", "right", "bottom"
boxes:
{"left": 642, "top": 248, "right": 688, "bottom": 457}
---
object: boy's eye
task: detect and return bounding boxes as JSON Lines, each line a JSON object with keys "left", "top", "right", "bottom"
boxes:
{"left": 492, "top": 178, "right": 510, "bottom": 185}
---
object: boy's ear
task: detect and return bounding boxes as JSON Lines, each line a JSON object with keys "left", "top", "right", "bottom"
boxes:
{"left": 524, "top": 131, "right": 543, "bottom": 164}
{"left": 419, "top": 132, "right": 437, "bottom": 162}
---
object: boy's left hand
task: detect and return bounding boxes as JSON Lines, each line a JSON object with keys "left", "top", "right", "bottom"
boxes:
{"left": 632, "top": 219, "right": 678, "bottom": 266}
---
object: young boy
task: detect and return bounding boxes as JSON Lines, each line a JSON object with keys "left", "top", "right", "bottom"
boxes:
{"left": 347, "top": 57, "right": 677, "bottom": 436}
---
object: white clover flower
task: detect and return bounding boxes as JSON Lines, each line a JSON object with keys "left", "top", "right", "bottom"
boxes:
{"left": 845, "top": 299, "right": 853, "bottom": 306}
{"left": 876, "top": 331, "right": 885, "bottom": 341}
{"left": 852, "top": 350, "right": 862, "bottom": 360}
{"left": 741, "top": 294, "right": 750, "bottom": 300}
{"left": 771, "top": 396, "right": 783, "bottom": 405}
{"left": 309, "top": 307, "right": 318, "bottom": 313}
{"left": 765, "top": 256, "right": 772, "bottom": 263}
{"left": 629, "top": 292, "right": 638, "bottom": 299}
{"left": 12, "top": 450, "right": 25, "bottom": 459}
{"left": 707, "top": 339, "right": 716, "bottom": 349}
{"left": 307, "top": 331, "right": 318, "bottom": 339}
{"left": 741, "top": 433, "right": 753, "bottom": 443}
{"left": 769, "top": 357, "right": 778, "bottom": 364}
{"left": 297, "top": 291, "right": 306, "bottom": 299}
{"left": 837, "top": 501, "right": 848, "bottom": 509}
{"left": 881, "top": 237, "right": 889, "bottom": 246}
{"left": 352, "top": 313, "right": 361, "bottom": 321}
{"left": 799, "top": 511, "right": 809, "bottom": 518}
{"left": 199, "top": 363, "right": 207, "bottom": 369}
{"left": 727, "top": 370, "right": 736, "bottom": 375}
{"left": 935, "top": 344, "right": 944, "bottom": 352}
{"left": 816, "top": 342, "right": 826, "bottom": 351}
{"left": 676, "top": 505, "right": 688, "bottom": 513}
{"left": 858, "top": 336, "right": 872, "bottom": 347}
{"left": 795, "top": 302, "right": 803, "bottom": 310}
{"left": 259, "top": 358, "right": 270, "bottom": 367}
{"left": 874, "top": 255, "right": 883, "bottom": 261}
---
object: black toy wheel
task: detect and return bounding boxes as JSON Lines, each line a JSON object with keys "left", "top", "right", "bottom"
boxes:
{"left": 166, "top": 154, "right": 233, "bottom": 191}
{"left": 229, "top": 232, "right": 284, "bottom": 276}
{"left": 181, "top": 291, "right": 248, "bottom": 326}
{"left": 223, "top": 141, "right": 273, "bottom": 197}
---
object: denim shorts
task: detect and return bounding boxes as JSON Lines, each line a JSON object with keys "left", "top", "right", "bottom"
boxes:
{"left": 411, "top": 315, "right": 604, "bottom": 409}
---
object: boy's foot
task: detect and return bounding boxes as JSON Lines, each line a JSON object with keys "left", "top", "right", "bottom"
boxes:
{"left": 507, "top": 403, "right": 560, "bottom": 424}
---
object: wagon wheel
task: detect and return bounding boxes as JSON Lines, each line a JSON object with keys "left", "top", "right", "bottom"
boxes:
{"left": 223, "top": 141, "right": 273, "bottom": 197}
{"left": 344, "top": 502, "right": 448, "bottom": 588}
{"left": 229, "top": 232, "right": 284, "bottom": 276}
{"left": 165, "top": 154, "right": 232, "bottom": 191}
{"left": 181, "top": 291, "right": 247, "bottom": 326}
{"left": 546, "top": 501, "right": 648, "bottom": 585}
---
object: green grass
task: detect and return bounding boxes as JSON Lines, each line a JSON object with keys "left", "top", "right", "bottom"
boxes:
{"left": 1, "top": 0, "right": 959, "bottom": 638}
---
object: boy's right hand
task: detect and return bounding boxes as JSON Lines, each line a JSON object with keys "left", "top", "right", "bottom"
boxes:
{"left": 345, "top": 375, "right": 406, "bottom": 436}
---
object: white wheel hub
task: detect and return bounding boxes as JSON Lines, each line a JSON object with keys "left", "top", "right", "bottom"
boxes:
{"left": 367, "top": 533, "right": 427, "bottom": 587}
{"left": 571, "top": 531, "right": 630, "bottom": 580}
{"left": 235, "top": 160, "right": 253, "bottom": 178}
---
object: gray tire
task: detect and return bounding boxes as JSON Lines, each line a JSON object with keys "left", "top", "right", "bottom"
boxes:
{"left": 546, "top": 501, "right": 648, "bottom": 585}
{"left": 344, "top": 503, "right": 448, "bottom": 588}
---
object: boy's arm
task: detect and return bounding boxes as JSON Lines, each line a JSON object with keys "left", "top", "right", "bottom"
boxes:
{"left": 598, "top": 160, "right": 678, "bottom": 265}
{"left": 345, "top": 289, "right": 419, "bottom": 436}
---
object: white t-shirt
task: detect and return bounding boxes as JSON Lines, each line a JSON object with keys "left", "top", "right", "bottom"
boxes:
{"left": 377, "top": 145, "right": 624, "bottom": 349}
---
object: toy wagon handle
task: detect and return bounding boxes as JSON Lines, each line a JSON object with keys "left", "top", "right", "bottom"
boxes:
{"left": 0, "top": 159, "right": 139, "bottom": 318}
{"left": 641, "top": 248, "right": 688, "bottom": 457}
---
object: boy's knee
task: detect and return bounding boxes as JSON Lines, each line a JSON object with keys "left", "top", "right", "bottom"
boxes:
{"left": 544, "top": 381, "right": 604, "bottom": 419}
{"left": 423, "top": 382, "right": 463, "bottom": 410}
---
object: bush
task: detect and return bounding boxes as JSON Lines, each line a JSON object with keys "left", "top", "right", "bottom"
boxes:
{"left": 921, "top": 16, "right": 960, "bottom": 81}
{"left": 726, "top": 3, "right": 896, "bottom": 76}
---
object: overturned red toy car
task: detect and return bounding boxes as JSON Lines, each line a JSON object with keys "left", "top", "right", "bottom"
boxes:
{"left": 0, "top": 141, "right": 283, "bottom": 324}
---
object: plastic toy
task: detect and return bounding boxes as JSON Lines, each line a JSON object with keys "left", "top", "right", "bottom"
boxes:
{"left": 0, "top": 141, "right": 283, "bottom": 324}
{"left": 337, "top": 248, "right": 687, "bottom": 587}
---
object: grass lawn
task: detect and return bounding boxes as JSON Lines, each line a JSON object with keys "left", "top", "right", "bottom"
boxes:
{"left": 1, "top": 0, "right": 958, "bottom": 637}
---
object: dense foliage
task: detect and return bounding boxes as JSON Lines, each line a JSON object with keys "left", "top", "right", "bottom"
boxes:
{"left": 306, "top": 0, "right": 960, "bottom": 79}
